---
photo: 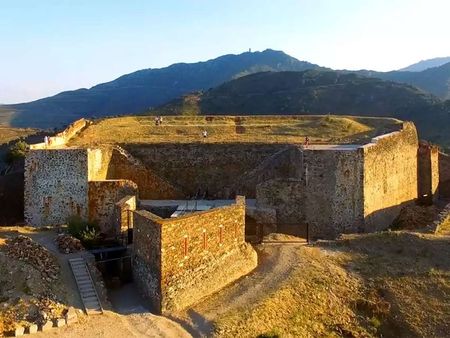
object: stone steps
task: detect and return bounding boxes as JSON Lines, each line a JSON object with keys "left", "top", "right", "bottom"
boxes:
{"left": 69, "top": 258, "right": 103, "bottom": 315}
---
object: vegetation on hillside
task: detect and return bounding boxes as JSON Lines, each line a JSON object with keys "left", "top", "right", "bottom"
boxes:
{"left": 360, "top": 62, "right": 450, "bottom": 100}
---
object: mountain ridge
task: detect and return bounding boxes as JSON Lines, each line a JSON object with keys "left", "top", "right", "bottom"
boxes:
{"left": 1, "top": 49, "right": 450, "bottom": 136}
{"left": 0, "top": 49, "right": 321, "bottom": 128}
{"left": 399, "top": 57, "right": 450, "bottom": 72}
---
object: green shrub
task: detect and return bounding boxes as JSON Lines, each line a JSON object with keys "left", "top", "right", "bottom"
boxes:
{"left": 5, "top": 140, "right": 28, "bottom": 164}
{"left": 67, "top": 215, "right": 99, "bottom": 247}
{"left": 257, "top": 330, "right": 281, "bottom": 338}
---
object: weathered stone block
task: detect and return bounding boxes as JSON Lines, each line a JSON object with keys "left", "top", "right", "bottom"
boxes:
{"left": 40, "top": 321, "right": 53, "bottom": 332}
{"left": 13, "top": 327, "right": 25, "bottom": 337}
{"left": 54, "top": 318, "right": 66, "bottom": 328}
{"left": 65, "top": 307, "right": 78, "bottom": 325}
{"left": 26, "top": 324, "right": 38, "bottom": 334}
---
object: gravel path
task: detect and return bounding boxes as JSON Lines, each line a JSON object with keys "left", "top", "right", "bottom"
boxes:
{"left": 173, "top": 243, "right": 304, "bottom": 337}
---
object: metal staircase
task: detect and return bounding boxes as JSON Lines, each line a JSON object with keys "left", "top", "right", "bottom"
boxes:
{"left": 69, "top": 258, "right": 103, "bottom": 315}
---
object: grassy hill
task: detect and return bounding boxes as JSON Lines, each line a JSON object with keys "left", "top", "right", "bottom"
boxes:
{"left": 68, "top": 115, "right": 401, "bottom": 147}
{"left": 1, "top": 50, "right": 320, "bottom": 129}
{"left": 152, "top": 70, "right": 450, "bottom": 151}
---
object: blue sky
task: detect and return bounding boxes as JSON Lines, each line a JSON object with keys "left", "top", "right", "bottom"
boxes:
{"left": 1, "top": 0, "right": 449, "bottom": 103}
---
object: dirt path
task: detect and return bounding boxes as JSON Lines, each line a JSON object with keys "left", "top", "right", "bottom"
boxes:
{"left": 31, "top": 311, "right": 191, "bottom": 338}
{"left": 173, "top": 243, "right": 304, "bottom": 337}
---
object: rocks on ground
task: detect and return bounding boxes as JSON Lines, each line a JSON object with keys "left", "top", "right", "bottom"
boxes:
{"left": 55, "top": 233, "right": 84, "bottom": 254}
{"left": 4, "top": 235, "right": 59, "bottom": 281}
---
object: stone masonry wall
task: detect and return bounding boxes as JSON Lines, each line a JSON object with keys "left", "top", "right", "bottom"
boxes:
{"left": 362, "top": 122, "right": 418, "bottom": 232}
{"left": 131, "top": 197, "right": 257, "bottom": 313}
{"left": 132, "top": 210, "right": 162, "bottom": 312}
{"left": 159, "top": 196, "right": 252, "bottom": 312}
{"left": 88, "top": 180, "right": 138, "bottom": 234}
{"left": 256, "top": 148, "right": 364, "bottom": 239}
{"left": 439, "top": 152, "right": 450, "bottom": 198}
{"left": 87, "top": 147, "right": 112, "bottom": 180}
{"left": 24, "top": 149, "right": 89, "bottom": 226}
{"left": 125, "top": 143, "right": 287, "bottom": 198}
{"left": 115, "top": 195, "right": 136, "bottom": 231}
{"left": 106, "top": 148, "right": 183, "bottom": 199}
{"left": 29, "top": 118, "right": 88, "bottom": 149}
{"left": 418, "top": 143, "right": 440, "bottom": 203}
{"left": 303, "top": 149, "right": 364, "bottom": 238}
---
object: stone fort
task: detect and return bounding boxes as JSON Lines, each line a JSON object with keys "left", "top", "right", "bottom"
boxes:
{"left": 23, "top": 115, "right": 447, "bottom": 313}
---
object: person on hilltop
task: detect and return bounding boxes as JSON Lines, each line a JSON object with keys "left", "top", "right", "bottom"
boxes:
{"left": 304, "top": 136, "right": 310, "bottom": 148}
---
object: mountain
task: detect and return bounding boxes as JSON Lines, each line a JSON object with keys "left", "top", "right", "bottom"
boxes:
{"left": 399, "top": 57, "right": 450, "bottom": 72}
{"left": 356, "top": 62, "right": 450, "bottom": 100}
{"left": 153, "top": 70, "right": 450, "bottom": 151}
{"left": 0, "top": 49, "right": 320, "bottom": 128}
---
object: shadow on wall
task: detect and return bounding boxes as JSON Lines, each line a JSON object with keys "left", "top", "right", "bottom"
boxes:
{"left": 439, "top": 152, "right": 450, "bottom": 198}
{"left": 123, "top": 142, "right": 296, "bottom": 199}
{"left": 0, "top": 173, "right": 24, "bottom": 225}
{"left": 363, "top": 199, "right": 418, "bottom": 233}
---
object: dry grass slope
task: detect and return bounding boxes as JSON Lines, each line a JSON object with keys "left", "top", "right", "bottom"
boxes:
{"left": 0, "top": 126, "right": 37, "bottom": 145}
{"left": 179, "top": 231, "right": 450, "bottom": 338}
{"left": 68, "top": 115, "right": 402, "bottom": 147}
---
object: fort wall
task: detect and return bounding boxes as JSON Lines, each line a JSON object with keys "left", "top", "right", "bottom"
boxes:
{"left": 418, "top": 143, "right": 440, "bottom": 203}
{"left": 29, "top": 118, "right": 88, "bottom": 150}
{"left": 106, "top": 148, "right": 183, "bottom": 199}
{"left": 362, "top": 122, "right": 419, "bottom": 231}
{"left": 439, "top": 152, "right": 450, "bottom": 198}
{"left": 125, "top": 143, "right": 287, "bottom": 198}
{"left": 132, "top": 197, "right": 257, "bottom": 313}
{"left": 132, "top": 210, "right": 162, "bottom": 312}
{"left": 88, "top": 180, "right": 138, "bottom": 234}
{"left": 304, "top": 149, "right": 364, "bottom": 238}
{"left": 256, "top": 148, "right": 364, "bottom": 238}
{"left": 24, "top": 149, "right": 89, "bottom": 226}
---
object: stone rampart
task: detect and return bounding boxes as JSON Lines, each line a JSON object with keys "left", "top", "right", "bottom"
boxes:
{"left": 439, "top": 152, "right": 450, "bottom": 198}
{"left": 29, "top": 118, "right": 88, "bottom": 149}
{"left": 106, "top": 147, "right": 183, "bottom": 199}
{"left": 362, "top": 122, "right": 419, "bottom": 231}
{"left": 125, "top": 143, "right": 288, "bottom": 198}
{"left": 256, "top": 148, "right": 364, "bottom": 238}
{"left": 132, "top": 210, "right": 163, "bottom": 312}
{"left": 132, "top": 196, "right": 257, "bottom": 313}
{"left": 418, "top": 142, "right": 440, "bottom": 203}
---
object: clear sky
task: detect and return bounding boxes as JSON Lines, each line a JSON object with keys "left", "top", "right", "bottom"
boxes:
{"left": 1, "top": 0, "right": 449, "bottom": 103}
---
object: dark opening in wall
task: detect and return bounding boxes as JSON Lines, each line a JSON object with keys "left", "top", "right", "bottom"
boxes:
{"left": 141, "top": 205, "right": 178, "bottom": 218}
{"left": 92, "top": 247, "right": 133, "bottom": 289}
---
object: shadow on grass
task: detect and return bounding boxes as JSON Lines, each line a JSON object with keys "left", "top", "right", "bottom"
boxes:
{"left": 317, "top": 231, "right": 450, "bottom": 338}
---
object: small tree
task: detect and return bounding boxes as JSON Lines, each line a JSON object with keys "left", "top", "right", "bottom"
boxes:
{"left": 5, "top": 140, "right": 28, "bottom": 164}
